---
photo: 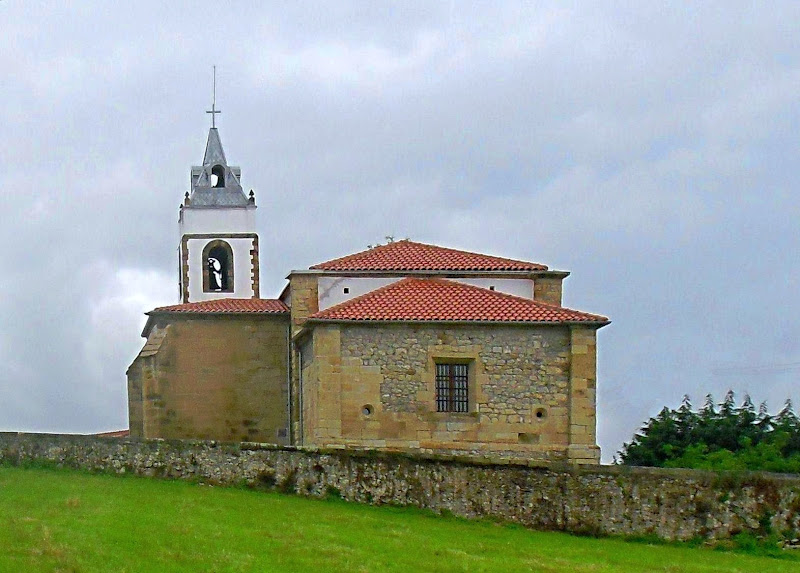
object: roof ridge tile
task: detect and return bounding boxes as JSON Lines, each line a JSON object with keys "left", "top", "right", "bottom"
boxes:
{"left": 310, "top": 240, "right": 548, "bottom": 272}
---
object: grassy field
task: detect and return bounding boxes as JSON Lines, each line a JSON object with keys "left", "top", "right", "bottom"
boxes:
{"left": 0, "top": 466, "right": 797, "bottom": 572}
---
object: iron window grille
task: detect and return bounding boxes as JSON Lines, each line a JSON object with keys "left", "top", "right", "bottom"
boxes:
{"left": 435, "top": 363, "right": 469, "bottom": 413}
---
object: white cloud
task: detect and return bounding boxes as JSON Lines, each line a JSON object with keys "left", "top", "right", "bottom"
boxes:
{"left": 1, "top": 1, "right": 799, "bottom": 460}
{"left": 77, "top": 267, "right": 172, "bottom": 432}
{"left": 84, "top": 266, "right": 174, "bottom": 385}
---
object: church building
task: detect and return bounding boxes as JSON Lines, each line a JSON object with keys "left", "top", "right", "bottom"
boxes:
{"left": 127, "top": 125, "right": 609, "bottom": 464}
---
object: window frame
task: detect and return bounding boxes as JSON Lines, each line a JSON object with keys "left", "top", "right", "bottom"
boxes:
{"left": 435, "top": 362, "right": 470, "bottom": 413}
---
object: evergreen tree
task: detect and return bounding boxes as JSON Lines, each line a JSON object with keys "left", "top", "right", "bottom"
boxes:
{"left": 775, "top": 399, "right": 800, "bottom": 457}
{"left": 756, "top": 401, "right": 772, "bottom": 434}
{"left": 619, "top": 392, "right": 800, "bottom": 473}
{"left": 734, "top": 393, "right": 759, "bottom": 448}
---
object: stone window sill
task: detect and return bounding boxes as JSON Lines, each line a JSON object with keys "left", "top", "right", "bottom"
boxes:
{"left": 433, "top": 411, "right": 479, "bottom": 420}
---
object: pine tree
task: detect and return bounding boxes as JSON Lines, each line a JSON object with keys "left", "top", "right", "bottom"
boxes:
{"left": 619, "top": 393, "right": 800, "bottom": 472}
{"left": 734, "top": 393, "right": 759, "bottom": 448}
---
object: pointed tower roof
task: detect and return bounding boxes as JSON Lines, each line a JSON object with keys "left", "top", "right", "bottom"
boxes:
{"left": 187, "top": 128, "right": 250, "bottom": 208}
{"left": 202, "top": 128, "right": 227, "bottom": 166}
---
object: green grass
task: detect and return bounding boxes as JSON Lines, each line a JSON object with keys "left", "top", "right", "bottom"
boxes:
{"left": 0, "top": 466, "right": 797, "bottom": 572}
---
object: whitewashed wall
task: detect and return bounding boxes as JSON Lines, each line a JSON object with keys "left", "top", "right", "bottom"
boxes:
{"left": 318, "top": 277, "right": 402, "bottom": 310}
{"left": 186, "top": 237, "right": 256, "bottom": 301}
{"left": 317, "top": 276, "right": 534, "bottom": 311}
{"left": 453, "top": 278, "right": 533, "bottom": 299}
{"left": 179, "top": 207, "right": 255, "bottom": 235}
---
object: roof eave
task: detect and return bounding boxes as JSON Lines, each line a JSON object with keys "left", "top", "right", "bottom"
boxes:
{"left": 278, "top": 282, "right": 291, "bottom": 302}
{"left": 140, "top": 315, "right": 157, "bottom": 338}
{"left": 147, "top": 310, "right": 289, "bottom": 318}
{"left": 292, "top": 325, "right": 313, "bottom": 343}
{"left": 306, "top": 318, "right": 610, "bottom": 328}
{"left": 182, "top": 204, "right": 256, "bottom": 210}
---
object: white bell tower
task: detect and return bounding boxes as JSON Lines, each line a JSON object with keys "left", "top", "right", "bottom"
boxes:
{"left": 177, "top": 82, "right": 259, "bottom": 303}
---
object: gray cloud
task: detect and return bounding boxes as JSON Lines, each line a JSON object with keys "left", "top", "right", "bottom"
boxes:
{"left": 2, "top": 2, "right": 799, "bottom": 461}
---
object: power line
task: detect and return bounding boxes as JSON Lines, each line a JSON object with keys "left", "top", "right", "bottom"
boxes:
{"left": 712, "top": 362, "right": 800, "bottom": 376}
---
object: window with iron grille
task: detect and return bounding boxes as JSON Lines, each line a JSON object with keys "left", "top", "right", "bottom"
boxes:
{"left": 435, "top": 363, "right": 469, "bottom": 413}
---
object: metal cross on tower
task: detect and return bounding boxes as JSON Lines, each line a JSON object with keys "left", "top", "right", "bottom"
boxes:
{"left": 206, "top": 65, "right": 221, "bottom": 128}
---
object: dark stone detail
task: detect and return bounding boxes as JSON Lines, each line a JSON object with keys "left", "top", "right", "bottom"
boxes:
{"left": 251, "top": 235, "right": 260, "bottom": 298}
{"left": 181, "top": 236, "right": 190, "bottom": 303}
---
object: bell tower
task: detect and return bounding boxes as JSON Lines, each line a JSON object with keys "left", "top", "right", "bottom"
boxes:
{"left": 177, "top": 81, "right": 259, "bottom": 303}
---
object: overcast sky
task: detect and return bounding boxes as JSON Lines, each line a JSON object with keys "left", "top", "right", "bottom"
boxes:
{"left": 2, "top": 2, "right": 798, "bottom": 462}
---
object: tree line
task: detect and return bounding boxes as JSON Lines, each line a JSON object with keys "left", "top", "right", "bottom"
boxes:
{"left": 618, "top": 391, "right": 800, "bottom": 473}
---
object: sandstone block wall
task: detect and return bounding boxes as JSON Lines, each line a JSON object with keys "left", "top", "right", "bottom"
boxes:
{"left": 2, "top": 433, "right": 799, "bottom": 543}
{"left": 127, "top": 315, "right": 289, "bottom": 444}
{"left": 289, "top": 274, "right": 320, "bottom": 443}
{"left": 568, "top": 327, "right": 600, "bottom": 464}
{"left": 288, "top": 274, "right": 319, "bottom": 336}
{"left": 301, "top": 323, "right": 600, "bottom": 462}
{"left": 533, "top": 276, "right": 564, "bottom": 306}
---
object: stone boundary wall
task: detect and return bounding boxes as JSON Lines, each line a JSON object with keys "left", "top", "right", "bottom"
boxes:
{"left": 1, "top": 432, "right": 799, "bottom": 542}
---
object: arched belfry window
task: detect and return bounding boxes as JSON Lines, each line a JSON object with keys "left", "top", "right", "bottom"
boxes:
{"left": 202, "top": 240, "right": 234, "bottom": 293}
{"left": 211, "top": 165, "right": 225, "bottom": 188}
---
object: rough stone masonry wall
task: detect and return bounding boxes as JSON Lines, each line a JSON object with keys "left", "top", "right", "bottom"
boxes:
{"left": 2, "top": 433, "right": 799, "bottom": 542}
{"left": 312, "top": 323, "right": 577, "bottom": 461}
{"left": 341, "top": 325, "right": 570, "bottom": 420}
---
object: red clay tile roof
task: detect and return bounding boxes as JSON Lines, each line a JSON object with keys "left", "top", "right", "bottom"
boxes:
{"left": 149, "top": 298, "right": 289, "bottom": 315}
{"left": 310, "top": 278, "right": 608, "bottom": 324}
{"left": 310, "top": 240, "right": 548, "bottom": 272}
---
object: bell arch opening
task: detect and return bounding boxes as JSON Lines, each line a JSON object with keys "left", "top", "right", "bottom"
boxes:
{"left": 202, "top": 240, "right": 234, "bottom": 292}
{"left": 211, "top": 165, "right": 225, "bottom": 188}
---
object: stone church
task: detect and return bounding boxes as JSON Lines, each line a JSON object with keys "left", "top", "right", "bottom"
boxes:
{"left": 127, "top": 126, "right": 609, "bottom": 464}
